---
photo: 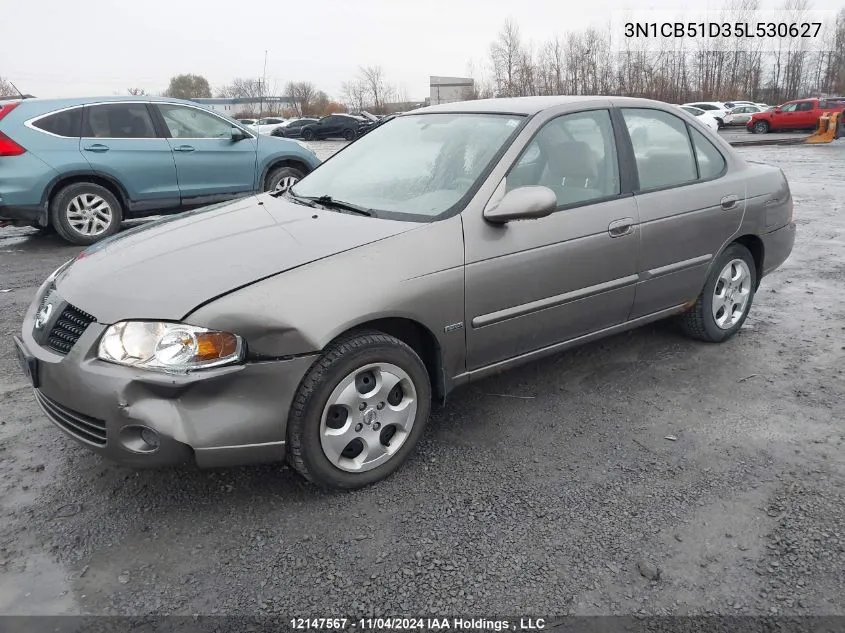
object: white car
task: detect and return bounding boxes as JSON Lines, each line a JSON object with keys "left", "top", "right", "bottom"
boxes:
{"left": 250, "top": 117, "right": 288, "bottom": 135}
{"left": 677, "top": 105, "right": 720, "bottom": 132}
{"left": 682, "top": 102, "right": 730, "bottom": 127}
{"left": 724, "top": 104, "right": 767, "bottom": 126}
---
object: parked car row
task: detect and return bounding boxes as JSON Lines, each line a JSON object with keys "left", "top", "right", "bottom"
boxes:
{"left": 272, "top": 114, "right": 376, "bottom": 141}
{"left": 0, "top": 96, "right": 321, "bottom": 245}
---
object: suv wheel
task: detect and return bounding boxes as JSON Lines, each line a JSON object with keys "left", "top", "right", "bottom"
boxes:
{"left": 50, "top": 182, "right": 122, "bottom": 246}
{"left": 753, "top": 120, "right": 770, "bottom": 134}
{"left": 264, "top": 166, "right": 305, "bottom": 193}
{"left": 302, "top": 128, "right": 315, "bottom": 141}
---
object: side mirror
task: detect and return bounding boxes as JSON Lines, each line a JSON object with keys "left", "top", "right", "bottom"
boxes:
{"left": 773, "top": 108, "right": 782, "bottom": 113}
{"left": 231, "top": 127, "right": 249, "bottom": 141}
{"left": 483, "top": 185, "right": 557, "bottom": 224}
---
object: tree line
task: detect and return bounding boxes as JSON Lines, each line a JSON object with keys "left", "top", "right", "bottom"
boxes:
{"left": 468, "top": 1, "right": 845, "bottom": 104}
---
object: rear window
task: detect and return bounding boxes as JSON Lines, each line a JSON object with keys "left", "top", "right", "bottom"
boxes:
{"left": 32, "top": 108, "right": 83, "bottom": 137}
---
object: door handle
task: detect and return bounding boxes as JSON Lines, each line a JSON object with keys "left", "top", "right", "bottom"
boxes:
{"left": 608, "top": 218, "right": 634, "bottom": 238}
{"left": 173, "top": 145, "right": 195, "bottom": 152}
{"left": 721, "top": 195, "right": 739, "bottom": 210}
{"left": 83, "top": 143, "right": 109, "bottom": 153}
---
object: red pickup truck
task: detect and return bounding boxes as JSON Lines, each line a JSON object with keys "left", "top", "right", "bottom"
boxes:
{"left": 747, "top": 97, "right": 845, "bottom": 133}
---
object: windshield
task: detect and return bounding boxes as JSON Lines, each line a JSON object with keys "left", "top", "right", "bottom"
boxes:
{"left": 290, "top": 113, "right": 525, "bottom": 220}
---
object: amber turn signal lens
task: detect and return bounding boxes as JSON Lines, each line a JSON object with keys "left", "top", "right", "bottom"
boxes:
{"left": 196, "top": 332, "right": 240, "bottom": 361}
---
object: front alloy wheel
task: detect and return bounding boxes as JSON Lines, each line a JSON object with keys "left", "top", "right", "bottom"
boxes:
{"left": 320, "top": 363, "right": 417, "bottom": 473}
{"left": 287, "top": 331, "right": 431, "bottom": 489}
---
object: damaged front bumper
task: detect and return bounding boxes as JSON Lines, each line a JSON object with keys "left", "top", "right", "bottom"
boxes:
{"left": 15, "top": 292, "right": 318, "bottom": 469}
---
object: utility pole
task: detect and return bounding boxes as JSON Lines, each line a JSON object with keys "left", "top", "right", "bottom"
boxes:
{"left": 260, "top": 49, "right": 268, "bottom": 116}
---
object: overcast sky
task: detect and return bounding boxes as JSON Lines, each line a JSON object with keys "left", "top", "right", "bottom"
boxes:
{"left": 2, "top": 0, "right": 840, "bottom": 100}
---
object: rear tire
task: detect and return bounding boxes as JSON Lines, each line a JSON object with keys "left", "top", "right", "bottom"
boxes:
{"left": 679, "top": 243, "right": 757, "bottom": 343}
{"left": 286, "top": 331, "right": 432, "bottom": 490}
{"left": 49, "top": 182, "right": 122, "bottom": 246}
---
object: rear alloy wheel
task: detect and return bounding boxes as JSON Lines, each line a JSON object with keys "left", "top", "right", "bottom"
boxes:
{"left": 264, "top": 166, "right": 305, "bottom": 194}
{"left": 679, "top": 243, "right": 757, "bottom": 343}
{"left": 50, "top": 182, "right": 122, "bottom": 246}
{"left": 753, "top": 120, "right": 770, "bottom": 134}
{"left": 343, "top": 128, "right": 356, "bottom": 141}
{"left": 287, "top": 332, "right": 432, "bottom": 489}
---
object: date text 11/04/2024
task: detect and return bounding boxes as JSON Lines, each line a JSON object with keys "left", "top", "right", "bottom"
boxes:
{"left": 289, "top": 618, "right": 547, "bottom": 631}
{"left": 624, "top": 21, "right": 822, "bottom": 39}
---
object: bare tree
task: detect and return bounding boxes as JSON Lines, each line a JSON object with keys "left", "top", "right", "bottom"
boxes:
{"left": 127, "top": 87, "right": 146, "bottom": 96}
{"left": 217, "top": 77, "right": 271, "bottom": 100}
{"left": 285, "top": 81, "right": 318, "bottom": 116}
{"left": 490, "top": 19, "right": 523, "bottom": 97}
{"left": 360, "top": 66, "right": 389, "bottom": 112}
{"left": 0, "top": 76, "right": 15, "bottom": 98}
{"left": 341, "top": 78, "right": 368, "bottom": 112}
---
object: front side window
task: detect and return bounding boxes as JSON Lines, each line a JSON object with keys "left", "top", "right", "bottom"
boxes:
{"left": 158, "top": 105, "right": 233, "bottom": 138}
{"left": 32, "top": 107, "right": 83, "bottom": 137}
{"left": 780, "top": 103, "right": 798, "bottom": 112}
{"left": 82, "top": 104, "right": 157, "bottom": 139}
{"left": 795, "top": 102, "right": 814, "bottom": 111}
{"left": 622, "top": 108, "right": 697, "bottom": 191}
{"left": 291, "top": 113, "right": 524, "bottom": 220}
{"left": 505, "top": 109, "right": 620, "bottom": 207}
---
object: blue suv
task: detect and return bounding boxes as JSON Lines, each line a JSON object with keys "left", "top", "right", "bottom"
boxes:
{"left": 0, "top": 96, "right": 321, "bottom": 245}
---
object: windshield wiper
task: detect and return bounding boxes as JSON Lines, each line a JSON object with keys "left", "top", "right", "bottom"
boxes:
{"left": 306, "top": 195, "right": 375, "bottom": 217}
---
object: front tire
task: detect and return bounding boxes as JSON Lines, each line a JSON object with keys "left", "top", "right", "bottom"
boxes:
{"left": 343, "top": 128, "right": 356, "bottom": 141}
{"left": 263, "top": 166, "right": 305, "bottom": 193}
{"left": 302, "top": 128, "right": 315, "bottom": 141}
{"left": 49, "top": 182, "right": 122, "bottom": 246}
{"left": 753, "top": 120, "right": 770, "bottom": 134}
{"left": 679, "top": 243, "right": 757, "bottom": 343}
{"left": 287, "top": 332, "right": 432, "bottom": 489}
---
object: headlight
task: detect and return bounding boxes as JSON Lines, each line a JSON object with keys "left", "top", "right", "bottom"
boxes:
{"left": 98, "top": 322, "right": 243, "bottom": 372}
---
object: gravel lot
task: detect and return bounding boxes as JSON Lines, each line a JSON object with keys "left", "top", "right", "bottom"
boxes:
{"left": 0, "top": 139, "right": 843, "bottom": 619}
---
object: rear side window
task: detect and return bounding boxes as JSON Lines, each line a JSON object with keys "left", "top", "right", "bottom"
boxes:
{"left": 32, "top": 108, "right": 83, "bottom": 137}
{"left": 82, "top": 104, "right": 157, "bottom": 139}
{"left": 622, "top": 108, "right": 697, "bottom": 191}
{"left": 689, "top": 127, "right": 726, "bottom": 179}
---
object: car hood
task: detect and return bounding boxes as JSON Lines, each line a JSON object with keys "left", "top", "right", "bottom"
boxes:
{"left": 54, "top": 195, "right": 420, "bottom": 323}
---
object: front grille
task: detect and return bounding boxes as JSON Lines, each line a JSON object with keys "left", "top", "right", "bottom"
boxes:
{"left": 46, "top": 304, "right": 95, "bottom": 355}
{"left": 34, "top": 390, "right": 107, "bottom": 446}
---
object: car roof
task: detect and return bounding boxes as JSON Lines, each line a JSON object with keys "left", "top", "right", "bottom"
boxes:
{"left": 10, "top": 95, "right": 211, "bottom": 113}
{"left": 412, "top": 95, "right": 677, "bottom": 115}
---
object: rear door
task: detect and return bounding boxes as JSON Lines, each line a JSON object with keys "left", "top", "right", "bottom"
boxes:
{"left": 618, "top": 106, "right": 745, "bottom": 319}
{"left": 80, "top": 102, "right": 180, "bottom": 211}
{"left": 154, "top": 103, "right": 258, "bottom": 203}
{"left": 794, "top": 101, "right": 817, "bottom": 128}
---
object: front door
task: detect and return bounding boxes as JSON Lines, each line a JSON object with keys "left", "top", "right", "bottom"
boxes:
{"left": 617, "top": 107, "right": 746, "bottom": 319}
{"left": 154, "top": 103, "right": 257, "bottom": 203}
{"left": 773, "top": 102, "right": 799, "bottom": 129}
{"left": 463, "top": 107, "right": 640, "bottom": 371}
{"left": 79, "top": 102, "right": 180, "bottom": 210}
